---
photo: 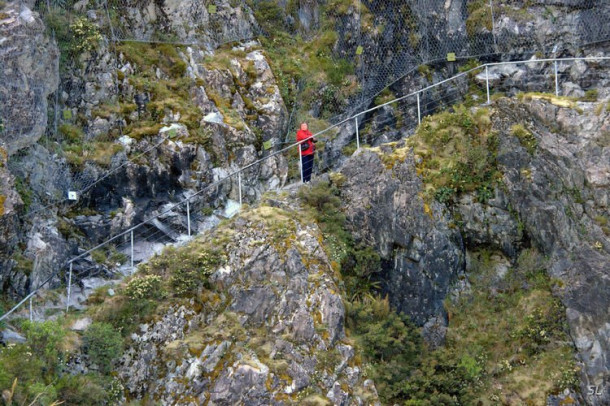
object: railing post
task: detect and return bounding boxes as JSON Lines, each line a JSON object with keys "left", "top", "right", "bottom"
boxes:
{"left": 299, "top": 145, "right": 304, "bottom": 183}
{"left": 354, "top": 116, "right": 360, "bottom": 150}
{"left": 238, "top": 172, "right": 243, "bottom": 206}
{"left": 130, "top": 230, "right": 134, "bottom": 268}
{"left": 29, "top": 296, "right": 33, "bottom": 322}
{"left": 416, "top": 92, "right": 421, "bottom": 125}
{"left": 66, "top": 262, "right": 73, "bottom": 313}
{"left": 554, "top": 60, "right": 559, "bottom": 96}
{"left": 485, "top": 65, "right": 491, "bottom": 105}
{"left": 186, "top": 199, "right": 191, "bottom": 237}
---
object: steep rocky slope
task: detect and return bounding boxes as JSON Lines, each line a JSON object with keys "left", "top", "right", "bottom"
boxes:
{"left": 1, "top": 0, "right": 610, "bottom": 405}
{"left": 88, "top": 195, "right": 379, "bottom": 405}
{"left": 335, "top": 95, "right": 609, "bottom": 404}
{"left": 495, "top": 96, "right": 610, "bottom": 405}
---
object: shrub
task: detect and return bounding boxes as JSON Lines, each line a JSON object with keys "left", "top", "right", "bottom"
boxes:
{"left": 83, "top": 323, "right": 123, "bottom": 374}
{"left": 169, "top": 249, "right": 222, "bottom": 296}
{"left": 0, "top": 345, "right": 46, "bottom": 404}
{"left": 518, "top": 300, "right": 565, "bottom": 355}
{"left": 59, "top": 123, "right": 83, "bottom": 144}
{"left": 92, "top": 295, "right": 155, "bottom": 337}
{"left": 70, "top": 17, "right": 102, "bottom": 54}
{"left": 346, "top": 296, "right": 421, "bottom": 403}
{"left": 21, "top": 320, "right": 66, "bottom": 376}
{"left": 141, "top": 246, "right": 223, "bottom": 297}
{"left": 434, "top": 186, "right": 455, "bottom": 204}
{"left": 124, "top": 274, "right": 163, "bottom": 300}
{"left": 56, "top": 374, "right": 112, "bottom": 406}
{"left": 403, "top": 348, "right": 482, "bottom": 405}
{"left": 409, "top": 105, "right": 500, "bottom": 204}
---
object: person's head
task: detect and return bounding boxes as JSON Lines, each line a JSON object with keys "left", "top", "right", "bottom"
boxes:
{"left": 300, "top": 122, "right": 308, "bottom": 131}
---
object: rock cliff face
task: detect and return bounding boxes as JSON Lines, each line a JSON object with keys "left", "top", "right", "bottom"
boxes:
{"left": 114, "top": 0, "right": 257, "bottom": 47}
{"left": 337, "top": 148, "right": 464, "bottom": 334}
{"left": 0, "top": 0, "right": 288, "bottom": 296}
{"left": 494, "top": 96, "right": 610, "bottom": 405}
{"left": 334, "top": 94, "right": 610, "bottom": 404}
{"left": 0, "top": 2, "right": 60, "bottom": 294}
{"left": 0, "top": 149, "right": 22, "bottom": 292}
{"left": 117, "top": 200, "right": 379, "bottom": 405}
{"left": 0, "top": 2, "right": 59, "bottom": 154}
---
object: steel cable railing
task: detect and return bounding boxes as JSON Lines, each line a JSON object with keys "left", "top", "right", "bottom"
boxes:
{"left": 1, "top": 56, "right": 609, "bottom": 322}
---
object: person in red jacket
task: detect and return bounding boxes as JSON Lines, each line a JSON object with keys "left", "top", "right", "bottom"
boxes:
{"left": 296, "top": 122, "right": 316, "bottom": 183}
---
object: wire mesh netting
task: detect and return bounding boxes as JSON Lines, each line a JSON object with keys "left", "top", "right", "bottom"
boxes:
{"left": 325, "top": 0, "right": 610, "bottom": 123}
{"left": 2, "top": 55, "right": 609, "bottom": 321}
{"left": 5, "top": 0, "right": 609, "bottom": 214}
{"left": 2, "top": 0, "right": 610, "bottom": 319}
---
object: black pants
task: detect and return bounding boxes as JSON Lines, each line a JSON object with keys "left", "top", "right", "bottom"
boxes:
{"left": 301, "top": 154, "right": 314, "bottom": 183}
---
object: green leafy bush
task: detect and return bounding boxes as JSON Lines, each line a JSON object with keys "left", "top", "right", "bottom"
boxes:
{"left": 83, "top": 323, "right": 123, "bottom": 374}
{"left": 21, "top": 320, "right": 66, "bottom": 376}
{"left": 0, "top": 344, "right": 47, "bottom": 404}
{"left": 69, "top": 17, "right": 102, "bottom": 54}
{"left": 346, "top": 296, "right": 421, "bottom": 403}
{"left": 141, "top": 246, "right": 223, "bottom": 297}
{"left": 403, "top": 348, "right": 483, "bottom": 405}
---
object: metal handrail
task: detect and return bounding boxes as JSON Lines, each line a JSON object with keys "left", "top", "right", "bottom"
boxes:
{"left": 1, "top": 55, "right": 609, "bottom": 322}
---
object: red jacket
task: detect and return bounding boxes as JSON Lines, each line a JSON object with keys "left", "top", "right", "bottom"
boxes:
{"left": 297, "top": 129, "right": 315, "bottom": 156}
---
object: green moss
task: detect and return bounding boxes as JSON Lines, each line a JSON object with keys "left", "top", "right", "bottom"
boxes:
{"left": 417, "top": 64, "right": 432, "bottom": 82}
{"left": 581, "top": 89, "right": 598, "bottom": 102}
{"left": 466, "top": 0, "right": 492, "bottom": 37}
{"left": 511, "top": 123, "right": 538, "bottom": 155}
{"left": 64, "top": 142, "right": 124, "bottom": 168}
{"left": 14, "top": 177, "right": 32, "bottom": 212}
{"left": 10, "top": 252, "right": 33, "bottom": 275}
{"left": 57, "top": 217, "right": 85, "bottom": 240}
{"left": 373, "top": 88, "right": 395, "bottom": 106}
{"left": 59, "top": 123, "right": 84, "bottom": 143}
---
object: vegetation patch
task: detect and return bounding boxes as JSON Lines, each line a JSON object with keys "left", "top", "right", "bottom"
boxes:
{"left": 406, "top": 104, "right": 500, "bottom": 204}
{"left": 0, "top": 319, "right": 121, "bottom": 405}
{"left": 518, "top": 92, "right": 584, "bottom": 114}
{"left": 83, "top": 322, "right": 123, "bottom": 374}
{"left": 346, "top": 296, "right": 421, "bottom": 403}
{"left": 416, "top": 249, "right": 580, "bottom": 405}
{"left": 580, "top": 89, "right": 598, "bottom": 102}
{"left": 466, "top": 0, "right": 493, "bottom": 37}
{"left": 511, "top": 123, "right": 538, "bottom": 155}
